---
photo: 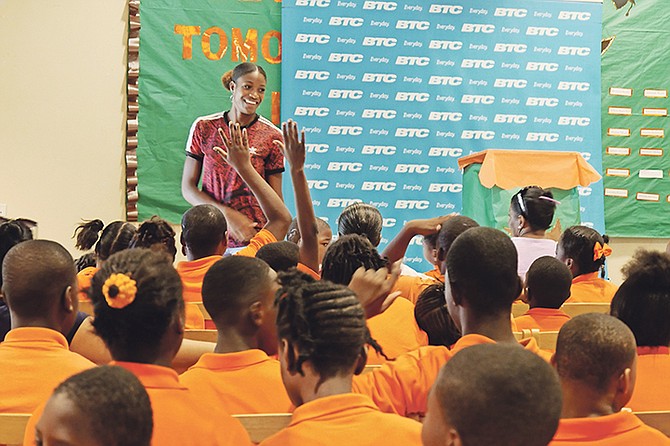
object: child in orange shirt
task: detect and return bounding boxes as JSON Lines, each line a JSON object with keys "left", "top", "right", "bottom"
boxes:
{"left": 551, "top": 313, "right": 670, "bottom": 445}
{"left": 259, "top": 270, "right": 422, "bottom": 446}
{"left": 321, "top": 234, "right": 428, "bottom": 364}
{"left": 514, "top": 256, "right": 572, "bottom": 331}
{"left": 34, "top": 366, "right": 153, "bottom": 446}
{"left": 89, "top": 249, "right": 251, "bottom": 446}
{"left": 0, "top": 240, "right": 95, "bottom": 413}
{"left": 557, "top": 226, "right": 618, "bottom": 303}
{"left": 611, "top": 250, "right": 670, "bottom": 411}
{"left": 286, "top": 217, "right": 332, "bottom": 268}
{"left": 414, "top": 282, "right": 461, "bottom": 347}
{"left": 422, "top": 344, "right": 562, "bottom": 446}
{"left": 180, "top": 255, "right": 292, "bottom": 413}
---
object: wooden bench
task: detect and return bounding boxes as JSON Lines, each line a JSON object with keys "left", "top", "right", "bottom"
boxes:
{"left": 0, "top": 413, "right": 30, "bottom": 446}
{"left": 184, "top": 329, "right": 217, "bottom": 343}
{"left": 233, "top": 413, "right": 292, "bottom": 444}
{"left": 560, "top": 302, "right": 610, "bottom": 318}
{"left": 635, "top": 411, "right": 670, "bottom": 437}
{"left": 514, "top": 330, "right": 559, "bottom": 351}
{"left": 512, "top": 302, "right": 530, "bottom": 318}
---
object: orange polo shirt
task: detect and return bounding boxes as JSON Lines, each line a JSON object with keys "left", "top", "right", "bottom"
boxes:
{"left": 423, "top": 267, "right": 444, "bottom": 282}
{"left": 366, "top": 297, "right": 428, "bottom": 365}
{"left": 0, "top": 327, "right": 95, "bottom": 413}
{"left": 550, "top": 411, "right": 670, "bottom": 445}
{"left": 626, "top": 346, "right": 670, "bottom": 411}
{"left": 393, "top": 275, "right": 436, "bottom": 305}
{"left": 176, "top": 255, "right": 221, "bottom": 330}
{"left": 258, "top": 393, "right": 422, "bottom": 446}
{"left": 565, "top": 272, "right": 618, "bottom": 303}
{"left": 114, "top": 361, "right": 251, "bottom": 446}
{"left": 236, "top": 229, "right": 277, "bottom": 258}
{"left": 297, "top": 262, "right": 321, "bottom": 280}
{"left": 76, "top": 266, "right": 98, "bottom": 302}
{"left": 352, "top": 333, "right": 552, "bottom": 416}
{"left": 514, "top": 308, "right": 571, "bottom": 332}
{"left": 180, "top": 349, "right": 292, "bottom": 413}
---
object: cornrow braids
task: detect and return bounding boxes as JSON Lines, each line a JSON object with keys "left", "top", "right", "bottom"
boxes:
{"left": 414, "top": 283, "right": 461, "bottom": 347}
{"left": 130, "top": 216, "right": 177, "bottom": 261}
{"left": 73, "top": 220, "right": 136, "bottom": 261}
{"left": 275, "top": 269, "right": 386, "bottom": 386}
{"left": 90, "top": 249, "right": 183, "bottom": 363}
{"left": 320, "top": 234, "right": 388, "bottom": 285}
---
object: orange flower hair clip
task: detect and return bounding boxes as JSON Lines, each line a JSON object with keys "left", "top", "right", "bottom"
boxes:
{"left": 593, "top": 242, "right": 612, "bottom": 261}
{"left": 102, "top": 273, "right": 137, "bottom": 309}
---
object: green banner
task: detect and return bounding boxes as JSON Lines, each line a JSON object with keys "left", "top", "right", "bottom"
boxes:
{"left": 137, "top": 0, "right": 282, "bottom": 223}
{"left": 602, "top": 0, "right": 670, "bottom": 237}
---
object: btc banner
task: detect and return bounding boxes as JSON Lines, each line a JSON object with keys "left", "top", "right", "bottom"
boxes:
{"left": 137, "top": 0, "right": 281, "bottom": 223}
{"left": 281, "top": 0, "right": 604, "bottom": 269}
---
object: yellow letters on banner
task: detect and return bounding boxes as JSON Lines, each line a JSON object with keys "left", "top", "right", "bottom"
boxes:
{"left": 175, "top": 25, "right": 281, "bottom": 64}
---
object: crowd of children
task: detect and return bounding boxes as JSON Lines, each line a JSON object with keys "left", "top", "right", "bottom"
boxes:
{"left": 1, "top": 115, "right": 669, "bottom": 446}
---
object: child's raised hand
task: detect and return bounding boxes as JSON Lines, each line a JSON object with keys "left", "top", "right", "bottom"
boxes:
{"left": 213, "top": 123, "right": 252, "bottom": 172}
{"left": 348, "top": 260, "right": 402, "bottom": 319}
{"left": 277, "top": 119, "right": 306, "bottom": 171}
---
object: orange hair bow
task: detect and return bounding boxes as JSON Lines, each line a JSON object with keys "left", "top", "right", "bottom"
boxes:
{"left": 593, "top": 242, "right": 612, "bottom": 261}
{"left": 102, "top": 273, "right": 137, "bottom": 309}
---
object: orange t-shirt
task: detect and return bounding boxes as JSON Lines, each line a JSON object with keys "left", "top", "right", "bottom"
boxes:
{"left": 258, "top": 393, "right": 422, "bottom": 446}
{"left": 626, "top": 346, "right": 670, "bottom": 411}
{"left": 176, "top": 255, "right": 222, "bottom": 330}
{"left": 393, "top": 275, "right": 436, "bottom": 305}
{"left": 236, "top": 229, "right": 277, "bottom": 258}
{"left": 76, "top": 266, "right": 98, "bottom": 302}
{"left": 113, "top": 361, "right": 251, "bottom": 446}
{"left": 423, "top": 267, "right": 444, "bottom": 282}
{"left": 180, "top": 349, "right": 292, "bottom": 413}
{"left": 0, "top": 327, "right": 95, "bottom": 413}
{"left": 565, "top": 272, "right": 618, "bottom": 303}
{"left": 550, "top": 411, "right": 670, "bottom": 445}
{"left": 366, "top": 298, "right": 428, "bottom": 365}
{"left": 352, "top": 333, "right": 552, "bottom": 416}
{"left": 514, "top": 308, "right": 571, "bottom": 332}
{"left": 297, "top": 262, "right": 321, "bottom": 280}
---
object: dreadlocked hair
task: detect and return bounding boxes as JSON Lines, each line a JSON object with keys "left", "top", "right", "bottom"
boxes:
{"left": 320, "top": 234, "right": 388, "bottom": 285}
{"left": 130, "top": 216, "right": 177, "bottom": 261}
{"left": 73, "top": 220, "right": 136, "bottom": 261}
{"left": 275, "top": 269, "right": 386, "bottom": 384}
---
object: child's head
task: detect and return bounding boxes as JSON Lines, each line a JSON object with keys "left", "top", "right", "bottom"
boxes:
{"left": 445, "top": 227, "right": 521, "bottom": 330}
{"left": 287, "top": 217, "right": 333, "bottom": 265}
{"left": 2, "top": 240, "right": 78, "bottom": 334}
{"left": 256, "top": 241, "right": 300, "bottom": 272}
{"left": 90, "top": 249, "right": 184, "bottom": 364}
{"left": 554, "top": 313, "right": 637, "bottom": 411}
{"left": 202, "top": 256, "right": 278, "bottom": 354}
{"left": 611, "top": 250, "right": 670, "bottom": 348}
{"left": 557, "top": 225, "right": 610, "bottom": 277}
{"left": 320, "top": 234, "right": 387, "bottom": 285}
{"left": 180, "top": 205, "right": 227, "bottom": 259}
{"left": 436, "top": 216, "right": 479, "bottom": 273}
{"left": 525, "top": 256, "right": 572, "bottom": 308}
{"left": 130, "top": 216, "right": 177, "bottom": 262}
{"left": 508, "top": 186, "right": 557, "bottom": 237}
{"left": 422, "top": 233, "right": 439, "bottom": 268}
{"left": 414, "top": 283, "right": 460, "bottom": 347}
{"left": 35, "top": 365, "right": 153, "bottom": 446}
{"left": 275, "top": 269, "right": 383, "bottom": 406}
{"left": 74, "top": 220, "right": 137, "bottom": 264}
{"left": 422, "top": 344, "right": 562, "bottom": 446}
{"left": 0, "top": 219, "right": 34, "bottom": 289}
{"left": 337, "top": 203, "right": 383, "bottom": 247}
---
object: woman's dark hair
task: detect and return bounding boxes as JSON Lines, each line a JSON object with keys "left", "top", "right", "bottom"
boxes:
{"left": 321, "top": 234, "right": 388, "bottom": 285}
{"left": 74, "top": 220, "right": 137, "bottom": 262}
{"left": 90, "top": 249, "right": 183, "bottom": 363}
{"left": 51, "top": 365, "right": 153, "bottom": 446}
{"left": 558, "top": 225, "right": 610, "bottom": 275}
{"left": 0, "top": 220, "right": 34, "bottom": 289}
{"left": 611, "top": 250, "right": 670, "bottom": 347}
{"left": 221, "top": 62, "right": 267, "bottom": 91}
{"left": 415, "top": 283, "right": 461, "bottom": 347}
{"left": 275, "top": 269, "right": 385, "bottom": 385}
{"left": 337, "top": 203, "right": 383, "bottom": 247}
{"left": 510, "top": 186, "right": 557, "bottom": 231}
{"left": 130, "top": 217, "right": 177, "bottom": 261}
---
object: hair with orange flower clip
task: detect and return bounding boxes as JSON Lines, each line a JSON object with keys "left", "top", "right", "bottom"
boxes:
{"left": 90, "top": 249, "right": 183, "bottom": 363}
{"left": 558, "top": 226, "right": 610, "bottom": 277}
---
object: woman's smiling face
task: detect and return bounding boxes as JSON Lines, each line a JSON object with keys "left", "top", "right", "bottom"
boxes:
{"left": 230, "top": 70, "right": 266, "bottom": 115}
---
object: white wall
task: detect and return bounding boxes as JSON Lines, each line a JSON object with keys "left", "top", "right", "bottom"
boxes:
{"left": 0, "top": 1, "right": 666, "bottom": 280}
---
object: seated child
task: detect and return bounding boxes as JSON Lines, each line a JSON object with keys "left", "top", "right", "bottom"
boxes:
{"left": 414, "top": 282, "right": 460, "bottom": 347}
{"left": 422, "top": 233, "right": 443, "bottom": 281}
{"left": 422, "top": 343, "right": 562, "bottom": 446}
{"left": 514, "top": 256, "right": 572, "bottom": 331}
{"left": 256, "top": 241, "right": 300, "bottom": 273}
{"left": 557, "top": 226, "right": 617, "bottom": 303}
{"left": 611, "top": 250, "right": 670, "bottom": 411}
{"left": 259, "top": 270, "right": 422, "bottom": 446}
{"left": 33, "top": 365, "right": 152, "bottom": 446}
{"left": 180, "top": 255, "right": 292, "bottom": 413}
{"left": 286, "top": 216, "right": 332, "bottom": 268}
{"left": 551, "top": 313, "right": 670, "bottom": 445}
{"left": 89, "top": 249, "right": 251, "bottom": 445}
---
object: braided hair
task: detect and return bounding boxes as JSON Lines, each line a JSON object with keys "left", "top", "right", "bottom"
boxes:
{"left": 320, "top": 234, "right": 388, "bottom": 285}
{"left": 73, "top": 219, "right": 136, "bottom": 262}
{"left": 130, "top": 216, "right": 177, "bottom": 261}
{"left": 414, "top": 283, "right": 461, "bottom": 347}
{"left": 275, "top": 269, "right": 385, "bottom": 386}
{"left": 90, "top": 249, "right": 183, "bottom": 363}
